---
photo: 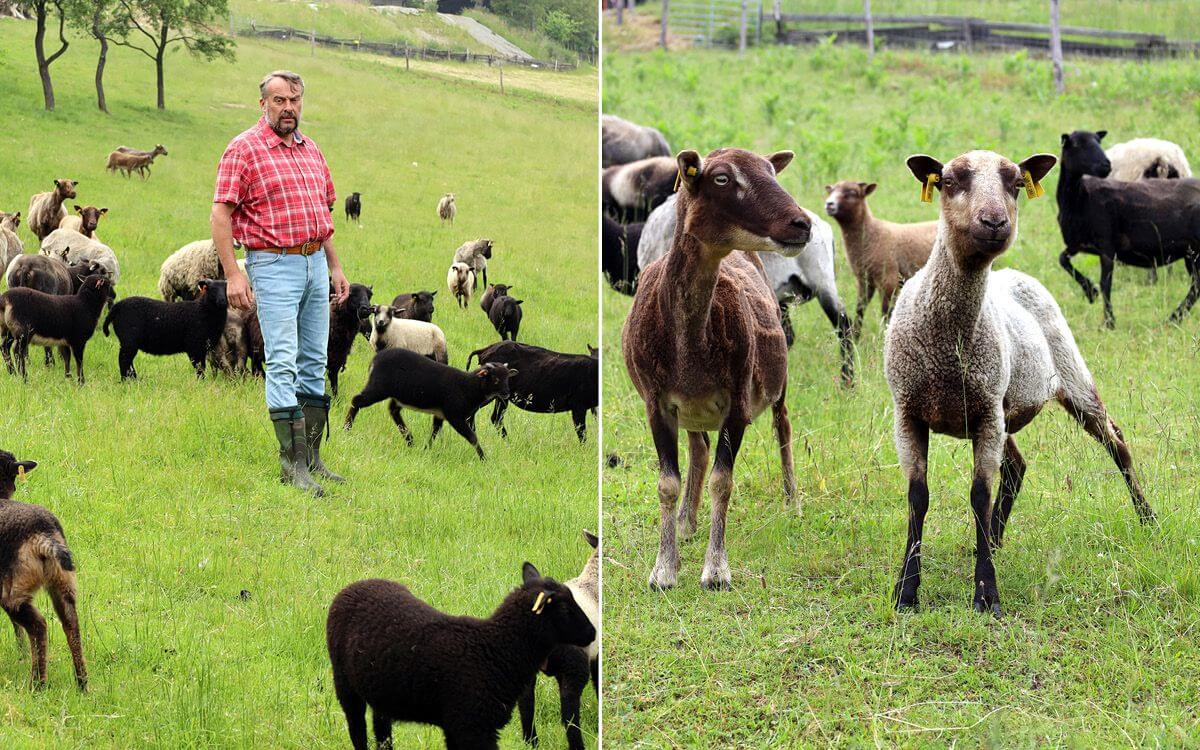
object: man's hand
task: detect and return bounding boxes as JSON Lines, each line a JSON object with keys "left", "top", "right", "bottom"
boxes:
{"left": 228, "top": 269, "right": 255, "bottom": 311}
{"left": 330, "top": 266, "right": 350, "bottom": 305}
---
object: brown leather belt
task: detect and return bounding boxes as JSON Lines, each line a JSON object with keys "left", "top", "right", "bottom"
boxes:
{"left": 251, "top": 240, "right": 322, "bottom": 256}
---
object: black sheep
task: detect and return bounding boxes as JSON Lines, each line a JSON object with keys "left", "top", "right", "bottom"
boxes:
{"left": 343, "top": 347, "right": 516, "bottom": 460}
{"left": 0, "top": 275, "right": 113, "bottom": 383}
{"left": 391, "top": 290, "right": 436, "bottom": 322}
{"left": 1057, "top": 129, "right": 1200, "bottom": 328}
{"left": 478, "top": 283, "right": 512, "bottom": 316}
{"left": 487, "top": 295, "right": 523, "bottom": 341}
{"left": 6, "top": 256, "right": 108, "bottom": 369}
{"left": 466, "top": 341, "right": 598, "bottom": 442}
{"left": 327, "top": 283, "right": 374, "bottom": 396}
{"left": 326, "top": 562, "right": 595, "bottom": 750}
{"left": 345, "top": 192, "right": 362, "bottom": 224}
{"left": 102, "top": 279, "right": 228, "bottom": 379}
{"left": 0, "top": 450, "right": 88, "bottom": 690}
{"left": 602, "top": 215, "right": 642, "bottom": 295}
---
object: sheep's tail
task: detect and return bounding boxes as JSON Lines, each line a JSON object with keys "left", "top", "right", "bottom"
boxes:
{"left": 465, "top": 345, "right": 487, "bottom": 369}
{"left": 102, "top": 306, "right": 117, "bottom": 336}
{"left": 30, "top": 533, "right": 75, "bottom": 574}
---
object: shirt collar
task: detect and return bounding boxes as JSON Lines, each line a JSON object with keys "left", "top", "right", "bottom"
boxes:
{"left": 257, "top": 115, "right": 305, "bottom": 148}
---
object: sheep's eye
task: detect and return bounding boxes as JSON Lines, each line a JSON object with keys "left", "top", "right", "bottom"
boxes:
{"left": 713, "top": 174, "right": 729, "bottom": 187}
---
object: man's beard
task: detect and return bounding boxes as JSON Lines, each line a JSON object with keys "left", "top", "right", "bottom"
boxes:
{"left": 270, "top": 113, "right": 298, "bottom": 136}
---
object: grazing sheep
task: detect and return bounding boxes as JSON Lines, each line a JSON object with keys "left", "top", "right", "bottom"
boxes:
{"left": 27, "top": 179, "right": 77, "bottom": 241}
{"left": 390, "top": 290, "right": 436, "bottom": 323}
{"left": 1106, "top": 137, "right": 1191, "bottom": 181}
{"left": 602, "top": 215, "right": 641, "bottom": 295}
{"left": 453, "top": 239, "right": 493, "bottom": 288}
{"left": 624, "top": 148, "right": 807, "bottom": 591}
{"left": 158, "top": 239, "right": 229, "bottom": 301}
{"left": 466, "top": 341, "right": 598, "bottom": 441}
{"left": 39, "top": 229, "right": 121, "bottom": 283}
{"left": 326, "top": 562, "right": 595, "bottom": 750}
{"left": 1057, "top": 130, "right": 1200, "bottom": 328}
{"left": 478, "top": 283, "right": 512, "bottom": 316}
{"left": 602, "top": 114, "right": 671, "bottom": 167}
{"left": 326, "top": 283, "right": 374, "bottom": 396}
{"left": 447, "top": 261, "right": 476, "bottom": 309}
{"left": 6, "top": 254, "right": 71, "bottom": 295}
{"left": 518, "top": 531, "right": 600, "bottom": 750}
{"left": 639, "top": 193, "right": 855, "bottom": 386}
{"left": 886, "top": 150, "right": 1154, "bottom": 617}
{"left": 0, "top": 275, "right": 114, "bottom": 382}
{"left": 602, "top": 156, "right": 677, "bottom": 223}
{"left": 57, "top": 205, "right": 107, "bottom": 239}
{"left": 345, "top": 192, "right": 362, "bottom": 225}
{"left": 823, "top": 180, "right": 937, "bottom": 337}
{"left": 437, "top": 193, "right": 456, "bottom": 226}
{"left": 368, "top": 305, "right": 448, "bottom": 363}
{"left": 106, "top": 144, "right": 167, "bottom": 178}
{"left": 487, "top": 294, "right": 523, "bottom": 341}
{"left": 0, "top": 451, "right": 88, "bottom": 689}
{"left": 0, "top": 211, "right": 23, "bottom": 274}
{"left": 344, "top": 348, "right": 515, "bottom": 460}
{"left": 102, "top": 279, "right": 229, "bottom": 379}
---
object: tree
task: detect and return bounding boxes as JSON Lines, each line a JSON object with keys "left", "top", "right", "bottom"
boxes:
{"left": 540, "top": 9, "right": 580, "bottom": 48}
{"left": 112, "top": 0, "right": 234, "bottom": 110}
{"left": 65, "top": 0, "right": 124, "bottom": 113}
{"left": 31, "top": 0, "right": 70, "bottom": 110}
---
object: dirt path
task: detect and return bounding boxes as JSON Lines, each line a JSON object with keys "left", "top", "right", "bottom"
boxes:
{"left": 438, "top": 13, "right": 533, "bottom": 61}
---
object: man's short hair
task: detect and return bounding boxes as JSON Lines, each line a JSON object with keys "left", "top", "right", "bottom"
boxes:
{"left": 260, "top": 70, "right": 305, "bottom": 98}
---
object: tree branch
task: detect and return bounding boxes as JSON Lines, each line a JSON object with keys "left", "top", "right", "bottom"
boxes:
{"left": 45, "top": 0, "right": 70, "bottom": 64}
{"left": 109, "top": 37, "right": 157, "bottom": 60}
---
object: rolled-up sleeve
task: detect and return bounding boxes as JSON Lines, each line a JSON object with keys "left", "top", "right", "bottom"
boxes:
{"left": 213, "top": 142, "right": 249, "bottom": 205}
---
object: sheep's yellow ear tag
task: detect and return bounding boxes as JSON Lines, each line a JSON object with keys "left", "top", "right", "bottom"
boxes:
{"left": 674, "top": 166, "right": 699, "bottom": 192}
{"left": 17, "top": 465, "right": 25, "bottom": 482}
{"left": 920, "top": 173, "right": 939, "bottom": 203}
{"left": 532, "top": 591, "right": 548, "bottom": 614}
{"left": 1023, "top": 170, "right": 1045, "bottom": 199}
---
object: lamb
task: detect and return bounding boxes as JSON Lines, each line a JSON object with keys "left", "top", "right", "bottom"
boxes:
{"left": 325, "top": 283, "right": 374, "bottom": 396}
{"left": 345, "top": 192, "right": 362, "bottom": 225}
{"left": 447, "top": 261, "right": 476, "bottom": 308}
{"left": 518, "top": 531, "right": 600, "bottom": 750}
{"left": 602, "top": 114, "right": 671, "bottom": 167}
{"left": 57, "top": 205, "right": 107, "bottom": 239}
{"left": 823, "top": 180, "right": 937, "bottom": 337}
{"left": 639, "top": 193, "right": 855, "bottom": 386}
{"left": 478, "top": 283, "right": 512, "bottom": 315}
{"left": 0, "top": 275, "right": 114, "bottom": 382}
{"left": 453, "top": 238, "right": 493, "bottom": 288}
{"left": 344, "top": 348, "right": 516, "bottom": 460}
{"left": 602, "top": 156, "right": 677, "bottom": 223}
{"left": 1106, "top": 137, "right": 1191, "bottom": 181}
{"left": 0, "top": 211, "right": 23, "bottom": 274}
{"left": 0, "top": 451, "right": 88, "bottom": 689}
{"left": 27, "top": 179, "right": 77, "bottom": 241}
{"left": 326, "top": 562, "right": 595, "bottom": 750}
{"left": 487, "top": 294, "right": 524, "bottom": 341}
{"left": 102, "top": 279, "right": 229, "bottom": 379}
{"left": 390, "top": 290, "right": 436, "bottom": 322}
{"left": 601, "top": 215, "right": 641, "bottom": 295}
{"left": 368, "top": 304, "right": 448, "bottom": 364}
{"left": 209, "top": 302, "right": 265, "bottom": 378}
{"left": 40, "top": 228, "right": 121, "bottom": 283}
{"left": 437, "top": 193, "right": 456, "bottom": 226}
{"left": 466, "top": 341, "right": 598, "bottom": 442}
{"left": 106, "top": 144, "right": 167, "bottom": 178}
{"left": 885, "top": 149, "right": 1154, "bottom": 617}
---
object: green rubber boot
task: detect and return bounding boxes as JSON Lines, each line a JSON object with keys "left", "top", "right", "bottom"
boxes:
{"left": 271, "top": 407, "right": 324, "bottom": 497}
{"left": 299, "top": 393, "right": 345, "bottom": 483}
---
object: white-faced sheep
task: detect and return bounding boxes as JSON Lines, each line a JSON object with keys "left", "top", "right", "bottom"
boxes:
{"left": 823, "top": 180, "right": 937, "bottom": 337}
{"left": 885, "top": 150, "right": 1155, "bottom": 617}
{"left": 0, "top": 211, "right": 23, "bottom": 274}
{"left": 368, "top": 304, "right": 448, "bottom": 364}
{"left": 437, "top": 193, "right": 456, "bottom": 226}
{"left": 1105, "top": 137, "right": 1191, "bottom": 181}
{"left": 602, "top": 114, "right": 672, "bottom": 167}
{"left": 58, "top": 205, "right": 107, "bottom": 239}
{"left": 447, "top": 261, "right": 476, "bottom": 308}
{"left": 453, "top": 238, "right": 493, "bottom": 288}
{"left": 27, "top": 179, "right": 77, "bottom": 241}
{"left": 39, "top": 229, "right": 120, "bottom": 283}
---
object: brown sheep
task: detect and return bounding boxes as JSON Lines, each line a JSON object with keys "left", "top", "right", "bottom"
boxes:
{"left": 27, "top": 179, "right": 77, "bottom": 241}
{"left": 58, "top": 205, "right": 107, "bottom": 239}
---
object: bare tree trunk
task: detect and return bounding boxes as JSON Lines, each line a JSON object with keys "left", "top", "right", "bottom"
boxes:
{"left": 864, "top": 0, "right": 874, "bottom": 60}
{"left": 1049, "top": 0, "right": 1065, "bottom": 94}
{"left": 33, "top": 0, "right": 69, "bottom": 111}
{"left": 660, "top": 0, "right": 668, "bottom": 49}
{"left": 155, "top": 17, "right": 168, "bottom": 109}
{"left": 93, "top": 11, "right": 109, "bottom": 114}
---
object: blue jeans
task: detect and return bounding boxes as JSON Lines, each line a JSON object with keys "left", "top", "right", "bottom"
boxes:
{"left": 245, "top": 249, "right": 330, "bottom": 412}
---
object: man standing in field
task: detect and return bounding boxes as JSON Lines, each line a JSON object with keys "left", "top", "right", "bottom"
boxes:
{"left": 211, "top": 70, "right": 350, "bottom": 497}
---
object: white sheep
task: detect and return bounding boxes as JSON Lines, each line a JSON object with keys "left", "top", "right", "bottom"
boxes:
{"left": 884, "top": 150, "right": 1154, "bottom": 617}
{"left": 446, "top": 261, "right": 476, "bottom": 308}
{"left": 0, "top": 211, "right": 24, "bottom": 277}
{"left": 159, "top": 240, "right": 220, "bottom": 301}
{"left": 437, "top": 193, "right": 456, "bottom": 226}
{"left": 1106, "top": 137, "right": 1192, "bottom": 181}
{"left": 602, "top": 114, "right": 672, "bottom": 167}
{"left": 368, "top": 304, "right": 448, "bottom": 364}
{"left": 39, "top": 228, "right": 120, "bottom": 283}
{"left": 452, "top": 238, "right": 492, "bottom": 287}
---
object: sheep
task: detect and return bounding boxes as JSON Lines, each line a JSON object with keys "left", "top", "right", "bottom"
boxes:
{"left": 437, "top": 193, "right": 456, "bottom": 226}
{"left": 1106, "top": 137, "right": 1191, "bottom": 181}
{"left": 326, "top": 562, "right": 595, "bottom": 750}
{"left": 368, "top": 304, "right": 448, "bottom": 364}
{"left": 0, "top": 275, "right": 114, "bottom": 382}
{"left": 345, "top": 192, "right": 362, "bottom": 225}
{"left": 344, "top": 348, "right": 515, "bottom": 460}
{"left": 6, "top": 254, "right": 72, "bottom": 295}
{"left": 0, "top": 450, "right": 88, "bottom": 689}
{"left": 518, "top": 531, "right": 600, "bottom": 750}
{"left": 487, "top": 294, "right": 523, "bottom": 341}
{"left": 602, "top": 114, "right": 671, "bottom": 167}
{"left": 478, "top": 283, "right": 512, "bottom": 316}
{"left": 390, "top": 290, "right": 436, "bottom": 323}
{"left": 106, "top": 144, "right": 167, "bottom": 178}
{"left": 209, "top": 302, "right": 265, "bottom": 378}
{"left": 639, "top": 193, "right": 856, "bottom": 386}
{"left": 601, "top": 215, "right": 641, "bottom": 295}
{"left": 602, "top": 156, "right": 677, "bottom": 223}
{"left": 39, "top": 228, "right": 121, "bottom": 283}
{"left": 453, "top": 238, "right": 493, "bottom": 288}
{"left": 326, "top": 283, "right": 374, "bottom": 396}
{"left": 102, "top": 279, "right": 229, "bottom": 379}
{"left": 158, "top": 239, "right": 230, "bottom": 301}
{"left": 27, "top": 179, "right": 77, "bottom": 241}
{"left": 0, "top": 211, "right": 23, "bottom": 274}
{"left": 885, "top": 149, "right": 1154, "bottom": 617}
{"left": 823, "top": 180, "right": 937, "bottom": 337}
{"left": 58, "top": 205, "right": 107, "bottom": 240}
{"left": 447, "top": 261, "right": 476, "bottom": 309}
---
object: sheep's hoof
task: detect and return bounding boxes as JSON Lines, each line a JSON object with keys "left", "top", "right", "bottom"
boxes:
{"left": 648, "top": 564, "right": 677, "bottom": 591}
{"left": 896, "top": 600, "right": 918, "bottom": 613}
{"left": 700, "top": 562, "right": 731, "bottom": 591}
{"left": 1103, "top": 318, "right": 1116, "bottom": 330}
{"left": 972, "top": 598, "right": 1003, "bottom": 618}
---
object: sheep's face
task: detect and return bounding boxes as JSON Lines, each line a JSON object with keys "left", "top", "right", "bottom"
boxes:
{"left": 475, "top": 362, "right": 517, "bottom": 401}
{"left": 1061, "top": 130, "right": 1111, "bottom": 177}
{"left": 74, "top": 205, "right": 107, "bottom": 235}
{"left": 907, "top": 150, "right": 1056, "bottom": 265}
{"left": 54, "top": 179, "right": 78, "bottom": 199}
{"left": 491, "top": 284, "right": 512, "bottom": 298}
{"left": 0, "top": 450, "right": 37, "bottom": 500}
{"left": 154, "top": 145, "right": 168, "bottom": 156}
{"left": 481, "top": 241, "right": 493, "bottom": 260}
{"left": 196, "top": 279, "right": 229, "bottom": 308}
{"left": 0, "top": 211, "right": 19, "bottom": 231}
{"left": 823, "top": 181, "right": 876, "bottom": 221}
{"left": 522, "top": 563, "right": 596, "bottom": 648}
{"left": 410, "top": 291, "right": 436, "bottom": 319}
{"left": 345, "top": 283, "right": 373, "bottom": 318}
{"left": 677, "top": 148, "right": 811, "bottom": 258}
{"left": 372, "top": 305, "right": 395, "bottom": 335}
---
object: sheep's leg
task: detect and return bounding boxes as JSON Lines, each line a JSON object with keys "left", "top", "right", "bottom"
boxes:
{"left": 773, "top": 391, "right": 797, "bottom": 507}
{"left": 329, "top": 369, "right": 339, "bottom": 398}
{"left": 894, "top": 415, "right": 929, "bottom": 611}
{"left": 970, "top": 420, "right": 1005, "bottom": 617}
{"left": 7, "top": 602, "right": 47, "bottom": 687}
{"left": 343, "top": 388, "right": 386, "bottom": 431}
{"left": 371, "top": 709, "right": 392, "bottom": 750}
{"left": 15, "top": 334, "right": 30, "bottom": 382}
{"left": 701, "top": 416, "right": 747, "bottom": 591}
{"left": 59, "top": 346, "right": 70, "bottom": 378}
{"left": 48, "top": 579, "right": 87, "bottom": 690}
{"left": 72, "top": 344, "right": 85, "bottom": 385}
{"left": 1099, "top": 254, "right": 1117, "bottom": 329}
{"left": 447, "top": 416, "right": 485, "bottom": 460}
{"left": 1, "top": 334, "right": 14, "bottom": 374}
{"left": 517, "top": 679, "right": 538, "bottom": 746}
{"left": 678, "top": 431, "right": 710, "bottom": 539}
{"left": 853, "top": 280, "right": 875, "bottom": 341}
{"left": 490, "top": 399, "right": 509, "bottom": 438}
{"left": 590, "top": 657, "right": 598, "bottom": 695}
{"left": 118, "top": 346, "right": 138, "bottom": 380}
{"left": 1059, "top": 247, "right": 1099, "bottom": 303}
{"left": 816, "top": 288, "right": 855, "bottom": 387}
{"left": 332, "top": 680, "right": 369, "bottom": 750}
{"left": 571, "top": 408, "right": 587, "bottom": 443}
{"left": 778, "top": 300, "right": 796, "bottom": 348}
{"left": 647, "top": 405, "right": 681, "bottom": 591}
{"left": 1059, "top": 393, "right": 1156, "bottom": 524}
{"left": 551, "top": 646, "right": 590, "bottom": 750}
{"left": 43, "top": 347, "right": 54, "bottom": 368}
{"left": 387, "top": 400, "right": 414, "bottom": 446}
{"left": 1167, "top": 256, "right": 1200, "bottom": 324}
{"left": 990, "top": 436, "right": 1026, "bottom": 549}
{"left": 879, "top": 283, "right": 896, "bottom": 326}
{"left": 427, "top": 416, "right": 445, "bottom": 448}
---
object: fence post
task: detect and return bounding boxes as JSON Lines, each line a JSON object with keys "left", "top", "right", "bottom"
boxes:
{"left": 1050, "top": 0, "right": 1065, "bottom": 93}
{"left": 756, "top": 0, "right": 763, "bottom": 45}
{"left": 310, "top": 28, "right": 315, "bottom": 57}
{"left": 739, "top": 1, "right": 748, "bottom": 54}
{"left": 773, "top": 0, "right": 781, "bottom": 39}
{"left": 499, "top": 63, "right": 504, "bottom": 95}
{"left": 864, "top": 0, "right": 874, "bottom": 59}
{"left": 707, "top": 0, "right": 715, "bottom": 47}
{"left": 616, "top": 0, "right": 623, "bottom": 25}
{"left": 660, "top": 0, "right": 669, "bottom": 50}
{"left": 405, "top": 45, "right": 410, "bottom": 70}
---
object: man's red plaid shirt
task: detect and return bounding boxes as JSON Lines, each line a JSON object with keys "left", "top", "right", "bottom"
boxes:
{"left": 213, "top": 117, "right": 336, "bottom": 250}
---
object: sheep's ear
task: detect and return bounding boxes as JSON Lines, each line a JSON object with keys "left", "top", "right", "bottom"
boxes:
{"left": 100, "top": 208, "right": 108, "bottom": 215}
{"left": 54, "top": 179, "right": 61, "bottom": 189}
{"left": 767, "top": 150, "right": 794, "bottom": 175}
{"left": 823, "top": 184, "right": 833, "bottom": 194}
{"left": 197, "top": 280, "right": 209, "bottom": 292}
{"left": 430, "top": 290, "right": 437, "bottom": 297}
{"left": 583, "top": 530, "right": 598, "bottom": 549}
{"left": 16, "top": 460, "right": 36, "bottom": 478}
{"left": 906, "top": 155, "right": 944, "bottom": 185}
{"left": 476, "top": 368, "right": 489, "bottom": 379}
{"left": 395, "top": 307, "right": 407, "bottom": 315}
{"left": 863, "top": 182, "right": 878, "bottom": 196}
{"left": 366, "top": 285, "right": 373, "bottom": 293}
{"left": 13, "top": 212, "right": 19, "bottom": 220}
{"left": 507, "top": 368, "right": 519, "bottom": 377}
{"left": 522, "top": 562, "right": 541, "bottom": 585}
{"left": 1096, "top": 130, "right": 1107, "bottom": 141}
{"left": 74, "top": 205, "right": 83, "bottom": 214}
{"left": 1061, "top": 133, "right": 1070, "bottom": 147}
{"left": 1018, "top": 154, "right": 1057, "bottom": 187}
{"left": 676, "top": 150, "right": 703, "bottom": 191}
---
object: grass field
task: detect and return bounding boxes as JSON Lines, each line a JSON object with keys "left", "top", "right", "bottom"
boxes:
{"left": 602, "top": 43, "right": 1200, "bottom": 746}
{"left": 0, "top": 19, "right": 597, "bottom": 749}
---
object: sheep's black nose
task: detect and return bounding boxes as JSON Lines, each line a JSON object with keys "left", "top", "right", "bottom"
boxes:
{"left": 791, "top": 215, "right": 811, "bottom": 230}
{"left": 979, "top": 215, "right": 1008, "bottom": 231}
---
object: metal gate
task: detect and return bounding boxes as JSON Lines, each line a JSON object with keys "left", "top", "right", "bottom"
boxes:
{"left": 665, "top": 0, "right": 765, "bottom": 48}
